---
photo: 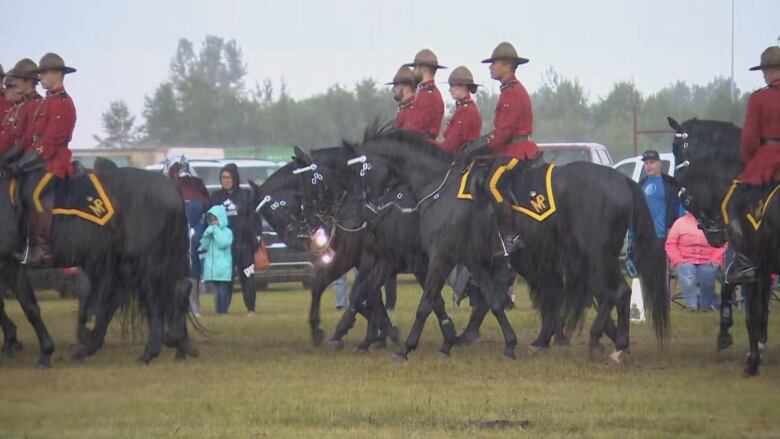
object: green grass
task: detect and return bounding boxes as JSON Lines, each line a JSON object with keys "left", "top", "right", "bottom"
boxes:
{"left": 0, "top": 277, "right": 778, "bottom": 439}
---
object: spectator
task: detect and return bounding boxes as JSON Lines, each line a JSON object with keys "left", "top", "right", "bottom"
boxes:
{"left": 665, "top": 212, "right": 728, "bottom": 311}
{"left": 200, "top": 205, "right": 234, "bottom": 315}
{"left": 163, "top": 155, "right": 209, "bottom": 316}
{"left": 638, "top": 149, "right": 683, "bottom": 242}
{"left": 210, "top": 163, "right": 260, "bottom": 316}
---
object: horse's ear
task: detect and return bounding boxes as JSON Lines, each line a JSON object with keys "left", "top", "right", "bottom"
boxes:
{"left": 293, "top": 146, "right": 312, "bottom": 164}
{"left": 667, "top": 117, "right": 682, "bottom": 132}
{"left": 248, "top": 180, "right": 261, "bottom": 197}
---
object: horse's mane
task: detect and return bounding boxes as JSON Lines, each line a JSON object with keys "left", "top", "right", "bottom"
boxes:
{"left": 683, "top": 118, "right": 741, "bottom": 159}
{"left": 365, "top": 129, "right": 455, "bottom": 165}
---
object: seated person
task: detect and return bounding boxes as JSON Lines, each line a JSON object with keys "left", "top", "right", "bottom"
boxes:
{"left": 665, "top": 211, "right": 728, "bottom": 311}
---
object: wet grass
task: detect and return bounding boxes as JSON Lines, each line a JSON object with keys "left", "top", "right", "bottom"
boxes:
{"left": 0, "top": 277, "right": 778, "bottom": 438}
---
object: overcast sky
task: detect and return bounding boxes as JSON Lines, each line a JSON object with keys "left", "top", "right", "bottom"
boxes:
{"left": 2, "top": 0, "right": 777, "bottom": 148}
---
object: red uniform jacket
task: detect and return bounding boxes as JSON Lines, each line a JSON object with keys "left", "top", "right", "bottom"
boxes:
{"left": 486, "top": 75, "right": 539, "bottom": 159}
{"left": 30, "top": 86, "right": 76, "bottom": 178}
{"left": 0, "top": 94, "right": 11, "bottom": 119}
{"left": 404, "top": 80, "right": 444, "bottom": 140}
{"left": 738, "top": 79, "right": 780, "bottom": 185}
{"left": 0, "top": 92, "right": 42, "bottom": 156}
{"left": 394, "top": 96, "right": 415, "bottom": 131}
{"left": 438, "top": 96, "right": 482, "bottom": 154}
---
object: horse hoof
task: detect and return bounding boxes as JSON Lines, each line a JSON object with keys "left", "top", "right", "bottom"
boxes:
{"left": 389, "top": 326, "right": 401, "bottom": 346}
{"left": 717, "top": 334, "right": 734, "bottom": 352}
{"left": 526, "top": 344, "right": 547, "bottom": 356}
{"left": 608, "top": 350, "right": 624, "bottom": 365}
{"left": 456, "top": 332, "right": 480, "bottom": 347}
{"left": 589, "top": 344, "right": 605, "bottom": 361}
{"left": 328, "top": 340, "right": 345, "bottom": 351}
{"left": 352, "top": 345, "right": 369, "bottom": 355}
{"left": 437, "top": 348, "right": 450, "bottom": 358}
{"left": 37, "top": 361, "right": 52, "bottom": 370}
{"left": 392, "top": 352, "right": 408, "bottom": 363}
{"left": 502, "top": 351, "right": 516, "bottom": 361}
{"left": 758, "top": 342, "right": 767, "bottom": 353}
{"left": 71, "top": 350, "right": 87, "bottom": 362}
{"left": 743, "top": 362, "right": 760, "bottom": 377}
{"left": 554, "top": 336, "right": 571, "bottom": 347}
{"left": 371, "top": 340, "right": 387, "bottom": 350}
{"left": 312, "top": 329, "right": 326, "bottom": 347}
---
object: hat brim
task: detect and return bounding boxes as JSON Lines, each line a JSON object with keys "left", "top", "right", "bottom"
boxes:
{"left": 749, "top": 62, "right": 780, "bottom": 71}
{"left": 385, "top": 80, "right": 414, "bottom": 86}
{"left": 481, "top": 56, "right": 530, "bottom": 65}
{"left": 35, "top": 66, "right": 77, "bottom": 74}
{"left": 439, "top": 81, "right": 482, "bottom": 87}
{"left": 402, "top": 62, "right": 447, "bottom": 70}
{"left": 641, "top": 157, "right": 661, "bottom": 162}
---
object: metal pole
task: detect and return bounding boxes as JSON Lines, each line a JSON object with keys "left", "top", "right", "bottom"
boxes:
{"left": 730, "top": 0, "right": 735, "bottom": 103}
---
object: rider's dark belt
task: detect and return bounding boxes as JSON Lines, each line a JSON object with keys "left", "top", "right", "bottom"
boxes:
{"left": 511, "top": 135, "right": 531, "bottom": 143}
{"left": 760, "top": 137, "right": 780, "bottom": 145}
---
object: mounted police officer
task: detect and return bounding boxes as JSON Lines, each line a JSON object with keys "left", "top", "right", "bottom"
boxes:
{"left": 402, "top": 49, "right": 446, "bottom": 140}
{"left": 437, "top": 66, "right": 482, "bottom": 153}
{"left": 386, "top": 66, "right": 418, "bottom": 131}
{"left": 0, "top": 59, "right": 42, "bottom": 156}
{"left": 9, "top": 53, "right": 77, "bottom": 267}
{"left": 726, "top": 46, "right": 780, "bottom": 284}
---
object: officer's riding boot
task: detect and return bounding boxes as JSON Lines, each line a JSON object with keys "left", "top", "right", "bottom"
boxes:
{"left": 495, "top": 203, "right": 524, "bottom": 256}
{"left": 25, "top": 210, "right": 54, "bottom": 268}
{"left": 725, "top": 185, "right": 758, "bottom": 284}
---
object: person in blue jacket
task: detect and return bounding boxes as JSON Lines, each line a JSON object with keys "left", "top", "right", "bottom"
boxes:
{"left": 200, "top": 205, "right": 234, "bottom": 315}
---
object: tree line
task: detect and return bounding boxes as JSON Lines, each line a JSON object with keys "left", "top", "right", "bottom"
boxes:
{"left": 95, "top": 36, "right": 749, "bottom": 160}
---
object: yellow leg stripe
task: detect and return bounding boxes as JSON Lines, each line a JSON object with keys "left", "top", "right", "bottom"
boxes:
{"left": 457, "top": 163, "right": 474, "bottom": 200}
{"left": 9, "top": 178, "right": 17, "bottom": 206}
{"left": 720, "top": 180, "right": 739, "bottom": 225}
{"left": 33, "top": 172, "right": 54, "bottom": 213}
{"left": 489, "top": 158, "right": 519, "bottom": 203}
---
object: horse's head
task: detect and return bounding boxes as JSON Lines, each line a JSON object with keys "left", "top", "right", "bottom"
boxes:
{"left": 667, "top": 116, "right": 742, "bottom": 247}
{"left": 250, "top": 165, "right": 310, "bottom": 251}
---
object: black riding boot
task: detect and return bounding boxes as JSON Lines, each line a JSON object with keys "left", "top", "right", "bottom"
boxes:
{"left": 725, "top": 184, "right": 758, "bottom": 284}
{"left": 24, "top": 210, "right": 54, "bottom": 268}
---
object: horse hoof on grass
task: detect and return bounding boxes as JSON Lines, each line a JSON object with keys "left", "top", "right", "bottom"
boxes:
{"left": 608, "top": 350, "right": 624, "bottom": 366}
{"left": 371, "top": 340, "right": 387, "bottom": 350}
{"left": 392, "top": 352, "right": 408, "bottom": 363}
{"left": 526, "top": 344, "right": 547, "bottom": 356}
{"left": 502, "top": 351, "right": 517, "bottom": 361}
{"left": 312, "top": 329, "right": 326, "bottom": 347}
{"left": 589, "top": 344, "right": 605, "bottom": 361}
{"left": 352, "top": 345, "right": 369, "bottom": 355}
{"left": 328, "top": 340, "right": 345, "bottom": 351}
{"left": 717, "top": 333, "right": 734, "bottom": 352}
{"left": 437, "top": 348, "right": 450, "bottom": 358}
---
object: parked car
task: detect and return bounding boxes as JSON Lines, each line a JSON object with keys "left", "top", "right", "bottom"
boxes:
{"left": 145, "top": 158, "right": 315, "bottom": 289}
{"left": 613, "top": 152, "right": 676, "bottom": 182}
{"left": 538, "top": 142, "right": 614, "bottom": 166}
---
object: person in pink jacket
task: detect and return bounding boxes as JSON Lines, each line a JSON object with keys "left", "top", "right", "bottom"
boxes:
{"left": 665, "top": 212, "right": 728, "bottom": 311}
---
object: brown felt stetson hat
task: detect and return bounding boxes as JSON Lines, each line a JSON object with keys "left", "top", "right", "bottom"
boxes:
{"left": 749, "top": 46, "right": 780, "bottom": 71}
{"left": 6, "top": 58, "right": 40, "bottom": 81}
{"left": 34, "top": 53, "right": 76, "bottom": 74}
{"left": 481, "top": 42, "right": 529, "bottom": 66}
{"left": 403, "top": 49, "right": 447, "bottom": 70}
{"left": 442, "top": 66, "right": 482, "bottom": 88}
{"left": 385, "top": 66, "right": 417, "bottom": 86}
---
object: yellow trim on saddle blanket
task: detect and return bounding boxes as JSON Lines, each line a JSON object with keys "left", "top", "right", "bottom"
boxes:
{"left": 721, "top": 179, "right": 780, "bottom": 231}
{"left": 52, "top": 174, "right": 116, "bottom": 226}
{"left": 489, "top": 160, "right": 557, "bottom": 222}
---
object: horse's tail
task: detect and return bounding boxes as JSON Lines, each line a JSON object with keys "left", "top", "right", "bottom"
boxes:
{"left": 629, "top": 180, "right": 671, "bottom": 343}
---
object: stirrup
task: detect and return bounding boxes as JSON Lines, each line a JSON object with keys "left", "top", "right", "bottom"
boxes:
{"left": 725, "top": 260, "right": 758, "bottom": 285}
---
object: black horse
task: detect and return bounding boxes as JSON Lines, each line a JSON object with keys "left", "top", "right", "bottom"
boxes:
{"left": 329, "top": 131, "right": 669, "bottom": 362}
{"left": 0, "top": 164, "right": 194, "bottom": 366}
{"left": 251, "top": 154, "right": 400, "bottom": 351}
{"left": 668, "top": 117, "right": 775, "bottom": 376}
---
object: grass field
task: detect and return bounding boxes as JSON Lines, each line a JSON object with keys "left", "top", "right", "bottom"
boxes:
{"left": 0, "top": 277, "right": 779, "bottom": 438}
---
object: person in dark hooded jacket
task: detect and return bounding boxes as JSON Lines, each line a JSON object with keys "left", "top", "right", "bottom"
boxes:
{"left": 209, "top": 163, "right": 259, "bottom": 315}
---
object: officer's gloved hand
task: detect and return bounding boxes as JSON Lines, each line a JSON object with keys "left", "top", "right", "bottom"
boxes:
{"left": 7, "top": 152, "right": 44, "bottom": 176}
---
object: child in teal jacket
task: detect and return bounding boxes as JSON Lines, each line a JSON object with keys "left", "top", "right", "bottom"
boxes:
{"left": 200, "top": 205, "right": 234, "bottom": 314}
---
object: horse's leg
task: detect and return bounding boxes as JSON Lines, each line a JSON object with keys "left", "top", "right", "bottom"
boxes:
{"left": 480, "top": 269, "right": 518, "bottom": 360}
{"left": 610, "top": 278, "right": 632, "bottom": 363}
{"left": 588, "top": 296, "right": 613, "bottom": 361}
{"left": 355, "top": 283, "right": 385, "bottom": 353}
{"left": 0, "top": 287, "right": 21, "bottom": 355}
{"left": 529, "top": 280, "right": 561, "bottom": 353}
{"left": 329, "top": 268, "right": 373, "bottom": 348}
{"left": 308, "top": 271, "right": 330, "bottom": 346}
{"left": 13, "top": 268, "right": 54, "bottom": 368}
{"left": 394, "top": 256, "right": 452, "bottom": 361}
{"left": 743, "top": 278, "right": 764, "bottom": 376}
{"left": 138, "top": 296, "right": 164, "bottom": 365}
{"left": 457, "top": 287, "right": 489, "bottom": 346}
{"left": 717, "top": 282, "right": 736, "bottom": 351}
{"left": 431, "top": 283, "right": 458, "bottom": 356}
